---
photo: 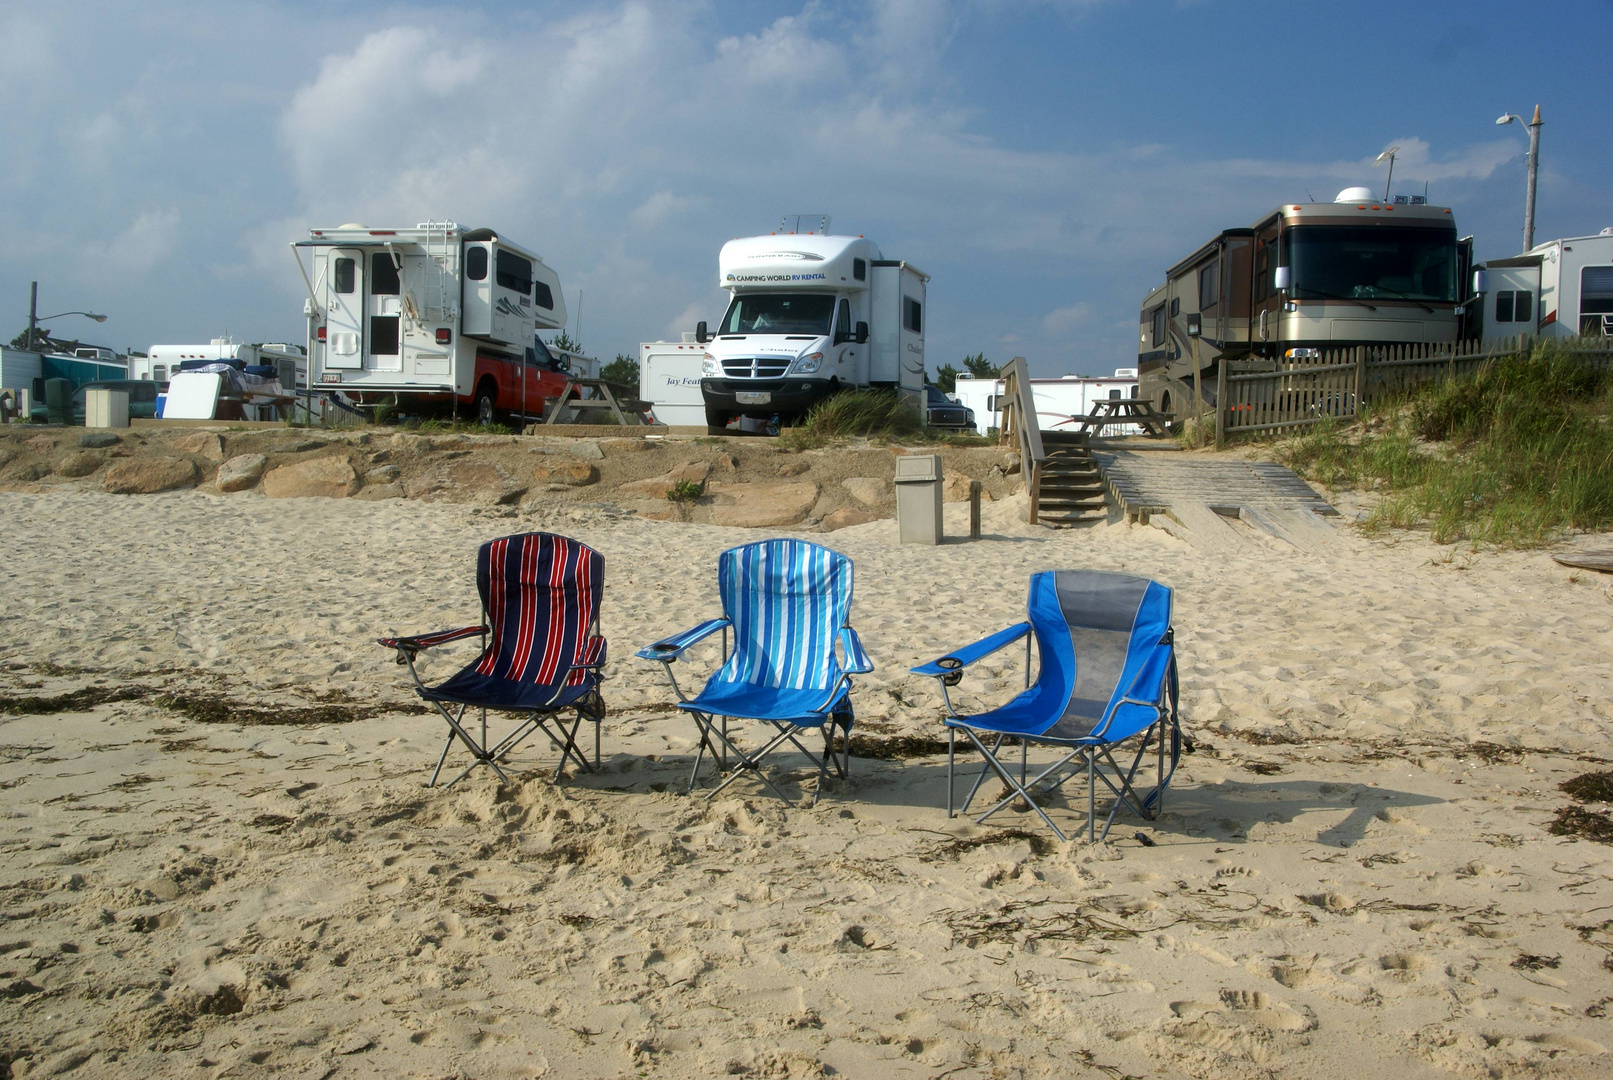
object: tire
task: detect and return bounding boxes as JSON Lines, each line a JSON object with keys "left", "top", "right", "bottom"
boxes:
{"left": 705, "top": 405, "right": 731, "bottom": 436}
{"left": 475, "top": 385, "right": 499, "bottom": 427}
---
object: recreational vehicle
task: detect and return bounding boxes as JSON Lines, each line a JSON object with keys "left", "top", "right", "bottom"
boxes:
{"left": 1479, "top": 229, "right": 1613, "bottom": 339}
{"left": 1138, "top": 189, "right": 1473, "bottom": 422}
{"left": 130, "top": 339, "right": 307, "bottom": 389}
{"left": 292, "top": 222, "right": 568, "bottom": 424}
{"left": 640, "top": 335, "right": 707, "bottom": 427}
{"left": 696, "top": 221, "right": 928, "bottom": 434}
{"left": 953, "top": 368, "right": 1140, "bottom": 437}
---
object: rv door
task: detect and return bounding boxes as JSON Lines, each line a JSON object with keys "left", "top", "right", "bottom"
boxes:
{"left": 325, "top": 249, "right": 365, "bottom": 369}
{"left": 366, "top": 250, "right": 404, "bottom": 372}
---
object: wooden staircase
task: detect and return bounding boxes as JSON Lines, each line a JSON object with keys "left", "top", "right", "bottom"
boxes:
{"left": 999, "top": 358, "right": 1111, "bottom": 526}
{"left": 1031, "top": 430, "right": 1108, "bottom": 525}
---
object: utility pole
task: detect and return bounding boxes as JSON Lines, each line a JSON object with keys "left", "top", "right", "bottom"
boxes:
{"left": 27, "top": 281, "right": 38, "bottom": 352}
{"left": 1522, "top": 105, "right": 1542, "bottom": 253}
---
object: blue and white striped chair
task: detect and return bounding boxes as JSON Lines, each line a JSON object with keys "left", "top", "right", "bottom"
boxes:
{"left": 912, "top": 570, "right": 1180, "bottom": 842}
{"left": 636, "top": 539, "right": 872, "bottom": 805}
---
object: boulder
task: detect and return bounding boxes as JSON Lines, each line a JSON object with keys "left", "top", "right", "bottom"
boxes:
{"left": 390, "top": 432, "right": 428, "bottom": 453}
{"left": 260, "top": 457, "right": 359, "bottom": 499}
{"left": 366, "top": 464, "right": 401, "bottom": 483}
{"left": 841, "top": 477, "right": 891, "bottom": 507}
{"left": 78, "top": 433, "right": 120, "bottom": 449}
{"left": 173, "top": 432, "right": 225, "bottom": 461}
{"left": 26, "top": 435, "right": 55, "bottom": 454}
{"left": 1, "top": 462, "right": 45, "bottom": 483}
{"left": 103, "top": 457, "right": 199, "bottom": 494}
{"left": 631, "top": 500, "right": 685, "bottom": 522}
{"left": 530, "top": 459, "right": 599, "bottom": 487}
{"left": 820, "top": 508, "right": 883, "bottom": 532}
{"left": 54, "top": 452, "right": 103, "bottom": 478}
{"left": 404, "top": 460, "right": 526, "bottom": 504}
{"left": 600, "top": 438, "right": 651, "bottom": 456}
{"left": 617, "top": 461, "right": 710, "bottom": 498}
{"left": 707, "top": 481, "right": 820, "bottom": 528}
{"left": 557, "top": 440, "right": 604, "bottom": 460}
{"left": 776, "top": 460, "right": 810, "bottom": 477}
{"left": 0, "top": 448, "right": 14, "bottom": 468}
{"left": 216, "top": 454, "right": 269, "bottom": 493}
{"left": 943, "top": 474, "right": 992, "bottom": 503}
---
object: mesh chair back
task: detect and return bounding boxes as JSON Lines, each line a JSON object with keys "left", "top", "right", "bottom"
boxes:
{"left": 475, "top": 533, "right": 603, "bottom": 688}
{"left": 715, "top": 539, "right": 851, "bottom": 692}
{"left": 1026, "top": 570, "right": 1173, "bottom": 741}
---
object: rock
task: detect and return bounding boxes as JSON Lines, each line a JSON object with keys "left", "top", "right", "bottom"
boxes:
{"left": 353, "top": 483, "right": 404, "bottom": 501}
{"left": 173, "top": 432, "right": 225, "bottom": 461}
{"left": 707, "top": 481, "right": 820, "bottom": 528}
{"left": 27, "top": 435, "right": 55, "bottom": 454}
{"left": 390, "top": 433, "right": 428, "bottom": 452}
{"left": 366, "top": 464, "right": 400, "bottom": 483}
{"left": 820, "top": 508, "right": 883, "bottom": 531}
{"left": 632, "top": 500, "right": 685, "bottom": 522}
{"left": 717, "top": 453, "right": 739, "bottom": 470}
{"left": 0, "top": 448, "right": 14, "bottom": 468}
{"left": 1003, "top": 453, "right": 1022, "bottom": 476}
{"left": 215, "top": 454, "right": 269, "bottom": 493}
{"left": 617, "top": 461, "right": 710, "bottom": 498}
{"left": 78, "top": 433, "right": 119, "bottom": 449}
{"left": 600, "top": 438, "right": 651, "bottom": 456}
{"left": 776, "top": 460, "right": 811, "bottom": 477}
{"left": 103, "top": 457, "right": 199, "bottom": 494}
{"left": 841, "top": 477, "right": 890, "bottom": 507}
{"left": 54, "top": 452, "right": 103, "bottom": 478}
{"left": 2, "top": 462, "right": 45, "bottom": 483}
{"left": 559, "top": 441, "right": 604, "bottom": 460}
{"left": 943, "top": 474, "right": 992, "bottom": 503}
{"left": 404, "top": 460, "right": 527, "bottom": 504}
{"left": 276, "top": 438, "right": 328, "bottom": 454}
{"left": 530, "top": 459, "right": 599, "bottom": 487}
{"left": 368, "top": 449, "right": 393, "bottom": 465}
{"left": 260, "top": 457, "right": 359, "bottom": 499}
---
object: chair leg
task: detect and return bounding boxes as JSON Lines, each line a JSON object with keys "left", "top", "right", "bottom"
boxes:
{"left": 960, "top": 733, "right": 1006, "bottom": 815}
{"left": 947, "top": 727, "right": 956, "bottom": 819}
{"left": 959, "top": 729, "right": 1068, "bottom": 842}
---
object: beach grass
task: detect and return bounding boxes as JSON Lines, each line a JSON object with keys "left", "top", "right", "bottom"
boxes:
{"left": 780, "top": 389, "right": 990, "bottom": 449}
{"left": 1275, "top": 342, "right": 1613, "bottom": 547}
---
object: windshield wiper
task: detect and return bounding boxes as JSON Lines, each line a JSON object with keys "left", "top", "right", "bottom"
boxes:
{"left": 1292, "top": 286, "right": 1376, "bottom": 312}
{"left": 1361, "top": 285, "right": 1435, "bottom": 313}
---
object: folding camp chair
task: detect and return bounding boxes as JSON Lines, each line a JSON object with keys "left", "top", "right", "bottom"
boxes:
{"left": 378, "top": 532, "right": 606, "bottom": 787}
{"left": 911, "top": 570, "right": 1179, "bottom": 842}
{"left": 635, "top": 538, "right": 872, "bottom": 806}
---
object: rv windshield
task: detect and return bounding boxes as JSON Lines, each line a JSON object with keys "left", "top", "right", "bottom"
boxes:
{"left": 719, "top": 293, "right": 834, "bottom": 336}
{"left": 1283, "top": 226, "right": 1457, "bottom": 303}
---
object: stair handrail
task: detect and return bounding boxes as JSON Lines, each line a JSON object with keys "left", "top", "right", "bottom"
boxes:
{"left": 998, "top": 356, "right": 1044, "bottom": 468}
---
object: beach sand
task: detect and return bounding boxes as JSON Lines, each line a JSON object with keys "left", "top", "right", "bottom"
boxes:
{"left": 2, "top": 484, "right": 1611, "bottom": 1078}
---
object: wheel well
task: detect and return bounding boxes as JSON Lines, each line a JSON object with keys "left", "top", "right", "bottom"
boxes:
{"left": 475, "top": 376, "right": 499, "bottom": 400}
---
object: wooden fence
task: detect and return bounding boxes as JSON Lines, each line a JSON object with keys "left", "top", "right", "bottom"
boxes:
{"left": 1213, "top": 336, "right": 1613, "bottom": 445}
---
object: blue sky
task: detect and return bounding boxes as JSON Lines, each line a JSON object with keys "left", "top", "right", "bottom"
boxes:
{"left": 2, "top": 0, "right": 1609, "bottom": 377}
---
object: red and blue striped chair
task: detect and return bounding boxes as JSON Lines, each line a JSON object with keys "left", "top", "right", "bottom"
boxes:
{"left": 379, "top": 532, "right": 606, "bottom": 787}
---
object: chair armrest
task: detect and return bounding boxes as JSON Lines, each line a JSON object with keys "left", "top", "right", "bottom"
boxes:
{"left": 910, "top": 622, "right": 1030, "bottom": 677}
{"left": 634, "top": 617, "right": 729, "bottom": 661}
{"left": 838, "top": 626, "right": 874, "bottom": 674}
{"left": 377, "top": 625, "right": 486, "bottom": 654}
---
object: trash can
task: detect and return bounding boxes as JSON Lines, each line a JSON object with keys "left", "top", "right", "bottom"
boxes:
{"left": 85, "top": 388, "right": 129, "bottom": 429}
{"left": 894, "top": 453, "right": 943, "bottom": 545}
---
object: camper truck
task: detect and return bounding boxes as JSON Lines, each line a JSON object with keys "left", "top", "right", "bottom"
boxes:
{"left": 1138, "top": 189, "right": 1474, "bottom": 421}
{"left": 293, "top": 222, "right": 568, "bottom": 423}
{"left": 1479, "top": 229, "right": 1613, "bottom": 339}
{"left": 131, "top": 339, "right": 307, "bottom": 389}
{"left": 696, "top": 222, "right": 928, "bottom": 434}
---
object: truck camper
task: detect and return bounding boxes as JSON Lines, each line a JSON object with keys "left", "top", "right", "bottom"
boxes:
{"left": 1479, "top": 229, "right": 1613, "bottom": 340}
{"left": 1138, "top": 189, "right": 1474, "bottom": 422}
{"left": 696, "top": 219, "right": 928, "bottom": 434}
{"left": 293, "top": 222, "right": 568, "bottom": 424}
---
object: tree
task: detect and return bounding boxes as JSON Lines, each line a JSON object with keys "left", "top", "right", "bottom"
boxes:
{"left": 962, "top": 352, "right": 1000, "bottom": 380}
{"left": 548, "top": 329, "right": 583, "bottom": 355}
{"left": 600, "top": 353, "right": 639, "bottom": 387}
{"left": 934, "top": 363, "right": 960, "bottom": 394}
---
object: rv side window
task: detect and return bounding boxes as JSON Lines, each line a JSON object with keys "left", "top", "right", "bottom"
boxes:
{"left": 1494, "top": 291, "right": 1514, "bottom": 323}
{"left": 903, "top": 297, "right": 923, "bottom": 334}
{"left": 371, "top": 253, "right": 400, "bottom": 295}
{"left": 853, "top": 258, "right": 866, "bottom": 281}
{"left": 533, "top": 281, "right": 554, "bottom": 309}
{"left": 334, "top": 258, "right": 355, "bottom": 294}
{"left": 1169, "top": 297, "right": 1180, "bottom": 317}
{"left": 465, "top": 246, "right": 488, "bottom": 281}
{"left": 496, "top": 251, "right": 533, "bottom": 294}
{"left": 1198, "top": 260, "right": 1220, "bottom": 310}
{"left": 1514, "top": 290, "right": 1532, "bottom": 323}
{"left": 835, "top": 298, "right": 851, "bottom": 343}
{"left": 154, "top": 365, "right": 166, "bottom": 382}
{"left": 1150, "top": 305, "right": 1165, "bottom": 347}
{"left": 1583, "top": 267, "right": 1613, "bottom": 314}
{"left": 1109, "top": 389, "right": 1122, "bottom": 400}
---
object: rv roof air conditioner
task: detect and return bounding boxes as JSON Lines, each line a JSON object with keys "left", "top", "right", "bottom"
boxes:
{"left": 1334, "top": 187, "right": 1376, "bottom": 203}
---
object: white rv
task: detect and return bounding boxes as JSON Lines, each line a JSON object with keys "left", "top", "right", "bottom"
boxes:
{"left": 695, "top": 224, "right": 928, "bottom": 434}
{"left": 1480, "top": 229, "right": 1613, "bottom": 339}
{"left": 953, "top": 368, "right": 1141, "bottom": 437}
{"left": 640, "top": 335, "right": 707, "bottom": 427}
{"left": 131, "top": 339, "right": 307, "bottom": 388}
{"left": 292, "top": 222, "right": 568, "bottom": 423}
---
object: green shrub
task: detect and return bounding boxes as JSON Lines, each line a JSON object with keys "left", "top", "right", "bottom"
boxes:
{"left": 667, "top": 479, "right": 704, "bottom": 501}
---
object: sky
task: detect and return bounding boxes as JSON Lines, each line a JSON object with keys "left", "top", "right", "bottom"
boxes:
{"left": 3, "top": 0, "right": 1610, "bottom": 378}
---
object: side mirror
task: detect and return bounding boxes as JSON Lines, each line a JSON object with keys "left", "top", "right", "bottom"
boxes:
{"left": 1185, "top": 313, "right": 1202, "bottom": 338}
{"left": 1472, "top": 269, "right": 1489, "bottom": 295}
{"left": 855, "top": 321, "right": 869, "bottom": 344}
{"left": 696, "top": 321, "right": 708, "bottom": 344}
{"left": 1273, "top": 266, "right": 1291, "bottom": 292}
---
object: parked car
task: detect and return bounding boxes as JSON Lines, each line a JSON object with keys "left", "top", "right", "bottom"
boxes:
{"left": 925, "top": 384, "right": 976, "bottom": 433}
{"left": 31, "top": 380, "right": 163, "bottom": 424}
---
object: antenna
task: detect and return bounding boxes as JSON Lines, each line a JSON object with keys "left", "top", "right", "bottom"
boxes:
{"left": 778, "top": 214, "right": 831, "bottom": 235}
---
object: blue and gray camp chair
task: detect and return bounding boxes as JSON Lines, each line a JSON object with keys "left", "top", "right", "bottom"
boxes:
{"left": 911, "top": 570, "right": 1179, "bottom": 842}
{"left": 636, "top": 538, "right": 872, "bottom": 805}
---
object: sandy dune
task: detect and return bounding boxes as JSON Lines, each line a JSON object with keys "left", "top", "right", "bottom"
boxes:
{"left": 2, "top": 486, "right": 1611, "bottom": 1078}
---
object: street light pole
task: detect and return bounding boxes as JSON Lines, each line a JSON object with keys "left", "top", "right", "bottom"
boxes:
{"left": 28, "top": 281, "right": 38, "bottom": 352}
{"left": 1496, "top": 106, "right": 1543, "bottom": 253}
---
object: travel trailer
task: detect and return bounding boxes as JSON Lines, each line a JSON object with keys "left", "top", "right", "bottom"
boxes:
{"left": 696, "top": 220, "right": 928, "bottom": 434}
{"left": 953, "top": 368, "right": 1140, "bottom": 437}
{"left": 292, "top": 221, "right": 568, "bottom": 423}
{"left": 1138, "top": 189, "right": 1474, "bottom": 421}
{"left": 1479, "top": 229, "right": 1613, "bottom": 339}
{"left": 0, "top": 347, "right": 127, "bottom": 398}
{"left": 130, "top": 338, "right": 307, "bottom": 389}
{"left": 640, "top": 335, "right": 707, "bottom": 427}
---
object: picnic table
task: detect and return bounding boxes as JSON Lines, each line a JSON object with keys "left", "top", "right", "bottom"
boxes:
{"left": 1070, "top": 397, "right": 1171, "bottom": 437}
{"left": 541, "top": 378, "right": 655, "bottom": 426}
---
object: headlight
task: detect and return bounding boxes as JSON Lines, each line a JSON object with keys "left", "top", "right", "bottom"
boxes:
{"left": 789, "top": 351, "right": 824, "bottom": 375}
{"left": 702, "top": 353, "right": 719, "bottom": 376}
{"left": 965, "top": 409, "right": 975, "bottom": 422}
